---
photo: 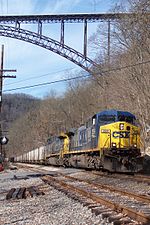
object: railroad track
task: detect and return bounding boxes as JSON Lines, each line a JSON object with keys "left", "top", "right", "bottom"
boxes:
{"left": 92, "top": 171, "right": 150, "bottom": 185}
{"left": 15, "top": 164, "right": 150, "bottom": 224}
{"left": 16, "top": 164, "right": 150, "bottom": 198}
{"left": 41, "top": 173, "right": 150, "bottom": 225}
{"left": 135, "top": 174, "right": 150, "bottom": 184}
{"left": 59, "top": 173, "right": 150, "bottom": 204}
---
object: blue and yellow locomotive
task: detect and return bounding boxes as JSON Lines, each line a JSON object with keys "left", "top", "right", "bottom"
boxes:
{"left": 46, "top": 110, "right": 142, "bottom": 173}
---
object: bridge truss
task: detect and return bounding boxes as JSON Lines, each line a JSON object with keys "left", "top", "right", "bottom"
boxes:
{"left": 0, "top": 13, "right": 133, "bottom": 72}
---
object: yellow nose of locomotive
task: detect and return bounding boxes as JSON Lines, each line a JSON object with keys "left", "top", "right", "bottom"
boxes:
{"left": 99, "top": 122, "right": 140, "bottom": 152}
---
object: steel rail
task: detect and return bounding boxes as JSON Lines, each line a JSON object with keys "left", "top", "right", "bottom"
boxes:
{"left": 135, "top": 174, "right": 150, "bottom": 183}
{"left": 61, "top": 173, "right": 150, "bottom": 204}
{"left": 42, "top": 175, "right": 150, "bottom": 224}
{"left": 92, "top": 171, "right": 150, "bottom": 184}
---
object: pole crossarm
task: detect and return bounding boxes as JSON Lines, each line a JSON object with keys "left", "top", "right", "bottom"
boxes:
{"left": 0, "top": 25, "right": 97, "bottom": 72}
{"left": 0, "top": 69, "right": 16, "bottom": 72}
{"left": 2, "top": 75, "right": 16, "bottom": 78}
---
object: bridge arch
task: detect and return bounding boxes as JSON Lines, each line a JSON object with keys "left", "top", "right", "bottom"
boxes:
{"left": 0, "top": 25, "right": 97, "bottom": 72}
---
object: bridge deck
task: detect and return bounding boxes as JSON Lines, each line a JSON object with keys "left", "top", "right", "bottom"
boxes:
{"left": 0, "top": 13, "right": 139, "bottom": 24}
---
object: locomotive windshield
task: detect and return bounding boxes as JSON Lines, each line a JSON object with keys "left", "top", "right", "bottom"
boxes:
{"left": 98, "top": 115, "right": 116, "bottom": 125}
{"left": 118, "top": 115, "right": 136, "bottom": 124}
{"left": 97, "top": 112, "right": 136, "bottom": 126}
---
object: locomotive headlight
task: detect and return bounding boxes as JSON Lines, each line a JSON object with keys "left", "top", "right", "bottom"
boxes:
{"left": 133, "top": 144, "right": 137, "bottom": 148}
{"left": 112, "top": 143, "right": 116, "bottom": 148}
{"left": 119, "top": 123, "right": 124, "bottom": 130}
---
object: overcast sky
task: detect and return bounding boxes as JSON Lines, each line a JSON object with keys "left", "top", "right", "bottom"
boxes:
{"left": 0, "top": 0, "right": 125, "bottom": 98}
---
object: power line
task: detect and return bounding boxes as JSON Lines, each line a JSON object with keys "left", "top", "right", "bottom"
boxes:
{"left": 6, "top": 59, "right": 150, "bottom": 87}
{"left": 102, "top": 60, "right": 150, "bottom": 73}
{"left": 3, "top": 74, "right": 90, "bottom": 92}
{"left": 3, "top": 60, "right": 150, "bottom": 93}
{"left": 5, "top": 67, "right": 75, "bottom": 86}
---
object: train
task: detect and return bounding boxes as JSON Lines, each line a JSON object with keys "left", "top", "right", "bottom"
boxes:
{"left": 14, "top": 109, "right": 143, "bottom": 173}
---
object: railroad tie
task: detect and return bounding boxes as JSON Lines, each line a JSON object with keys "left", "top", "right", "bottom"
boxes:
{"left": 88, "top": 204, "right": 101, "bottom": 209}
{"left": 91, "top": 207, "right": 113, "bottom": 216}
{"left": 27, "top": 186, "right": 38, "bottom": 197}
{"left": 101, "top": 211, "right": 115, "bottom": 219}
{"left": 27, "top": 186, "right": 45, "bottom": 197}
{"left": 113, "top": 216, "right": 132, "bottom": 225}
{"left": 17, "top": 187, "right": 26, "bottom": 199}
{"left": 6, "top": 186, "right": 44, "bottom": 200}
{"left": 12, "top": 188, "right": 22, "bottom": 199}
{"left": 82, "top": 201, "right": 95, "bottom": 207}
{"left": 6, "top": 187, "right": 26, "bottom": 200}
{"left": 6, "top": 188, "right": 16, "bottom": 200}
{"left": 108, "top": 213, "right": 124, "bottom": 222}
{"left": 32, "top": 186, "right": 45, "bottom": 196}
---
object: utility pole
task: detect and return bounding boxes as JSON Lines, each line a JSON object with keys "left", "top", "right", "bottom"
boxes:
{"left": 0, "top": 45, "right": 16, "bottom": 161}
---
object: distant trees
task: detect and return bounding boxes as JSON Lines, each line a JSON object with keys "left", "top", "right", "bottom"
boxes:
{"left": 2, "top": 94, "right": 41, "bottom": 157}
{"left": 2, "top": 93, "right": 40, "bottom": 131}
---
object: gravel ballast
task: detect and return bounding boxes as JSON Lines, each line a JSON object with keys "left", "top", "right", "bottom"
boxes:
{"left": 0, "top": 168, "right": 109, "bottom": 225}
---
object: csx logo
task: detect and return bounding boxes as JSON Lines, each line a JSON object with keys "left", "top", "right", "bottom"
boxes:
{"left": 112, "top": 131, "right": 130, "bottom": 138}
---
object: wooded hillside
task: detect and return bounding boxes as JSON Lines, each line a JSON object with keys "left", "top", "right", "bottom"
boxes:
{"left": 4, "top": 0, "right": 150, "bottom": 157}
{"left": 1, "top": 93, "right": 41, "bottom": 137}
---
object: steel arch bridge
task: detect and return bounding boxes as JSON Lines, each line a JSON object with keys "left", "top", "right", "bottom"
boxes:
{"left": 0, "top": 24, "right": 97, "bottom": 73}
{"left": 0, "top": 13, "right": 136, "bottom": 72}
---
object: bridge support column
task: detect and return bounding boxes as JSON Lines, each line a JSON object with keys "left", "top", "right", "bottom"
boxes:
{"left": 38, "top": 20, "right": 42, "bottom": 36}
{"left": 15, "top": 20, "right": 20, "bottom": 29}
{"left": 83, "top": 19, "right": 87, "bottom": 58}
{"left": 60, "top": 20, "right": 64, "bottom": 46}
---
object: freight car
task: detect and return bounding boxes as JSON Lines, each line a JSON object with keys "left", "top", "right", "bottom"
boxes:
{"left": 15, "top": 146, "right": 45, "bottom": 164}
{"left": 15, "top": 110, "right": 143, "bottom": 173}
